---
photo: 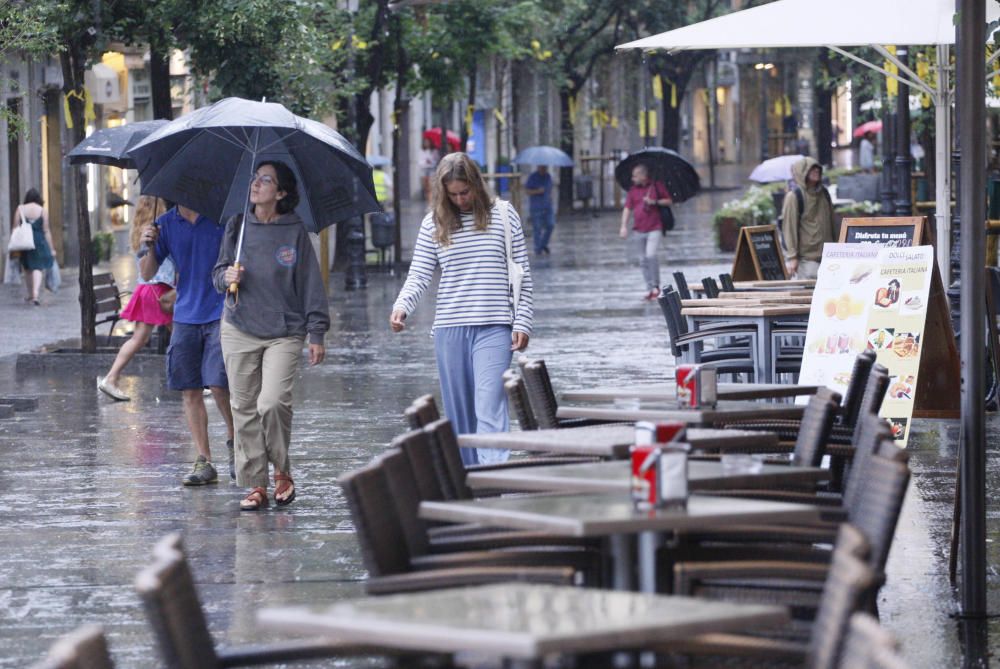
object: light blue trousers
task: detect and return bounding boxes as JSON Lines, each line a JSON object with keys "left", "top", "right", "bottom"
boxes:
{"left": 434, "top": 325, "right": 513, "bottom": 466}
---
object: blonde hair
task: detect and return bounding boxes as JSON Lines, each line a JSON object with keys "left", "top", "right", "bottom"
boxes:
{"left": 431, "top": 153, "right": 493, "bottom": 247}
{"left": 129, "top": 195, "right": 166, "bottom": 251}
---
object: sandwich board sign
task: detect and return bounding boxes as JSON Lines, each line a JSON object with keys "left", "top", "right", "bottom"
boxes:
{"left": 731, "top": 224, "right": 789, "bottom": 281}
{"left": 797, "top": 244, "right": 959, "bottom": 446}
{"left": 838, "top": 216, "right": 933, "bottom": 247}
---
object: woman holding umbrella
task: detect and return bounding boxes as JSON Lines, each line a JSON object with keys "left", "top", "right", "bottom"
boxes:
{"left": 213, "top": 160, "right": 329, "bottom": 510}
{"left": 619, "top": 164, "right": 672, "bottom": 300}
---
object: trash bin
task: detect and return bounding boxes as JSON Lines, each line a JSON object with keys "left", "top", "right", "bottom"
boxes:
{"left": 370, "top": 212, "right": 395, "bottom": 249}
{"left": 574, "top": 175, "right": 594, "bottom": 202}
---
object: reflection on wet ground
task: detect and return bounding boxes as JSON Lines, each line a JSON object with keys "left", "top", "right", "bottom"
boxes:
{"left": 0, "top": 177, "right": 998, "bottom": 667}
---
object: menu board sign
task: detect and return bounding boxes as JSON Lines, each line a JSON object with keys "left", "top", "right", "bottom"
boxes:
{"left": 731, "top": 225, "right": 789, "bottom": 281}
{"left": 797, "top": 244, "right": 936, "bottom": 446}
{"left": 838, "top": 216, "right": 930, "bottom": 248}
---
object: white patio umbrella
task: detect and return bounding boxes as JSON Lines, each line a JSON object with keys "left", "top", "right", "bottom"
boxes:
{"left": 748, "top": 154, "right": 805, "bottom": 184}
{"left": 617, "top": 0, "right": 1000, "bottom": 278}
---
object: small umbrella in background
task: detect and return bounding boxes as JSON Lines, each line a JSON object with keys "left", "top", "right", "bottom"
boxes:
{"left": 614, "top": 147, "right": 701, "bottom": 203}
{"left": 853, "top": 119, "right": 883, "bottom": 138}
{"left": 748, "top": 154, "right": 805, "bottom": 183}
{"left": 423, "top": 127, "right": 461, "bottom": 151}
{"left": 512, "top": 145, "right": 574, "bottom": 167}
{"left": 366, "top": 154, "right": 391, "bottom": 167}
{"left": 67, "top": 120, "right": 169, "bottom": 169}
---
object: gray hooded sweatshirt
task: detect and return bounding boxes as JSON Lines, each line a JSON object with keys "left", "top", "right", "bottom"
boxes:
{"left": 212, "top": 211, "right": 329, "bottom": 344}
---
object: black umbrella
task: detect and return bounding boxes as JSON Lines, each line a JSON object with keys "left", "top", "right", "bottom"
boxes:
{"left": 614, "top": 147, "right": 701, "bottom": 203}
{"left": 67, "top": 120, "right": 169, "bottom": 169}
{"left": 128, "top": 97, "right": 379, "bottom": 237}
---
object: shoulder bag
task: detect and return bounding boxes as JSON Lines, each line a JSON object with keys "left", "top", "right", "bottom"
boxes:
{"left": 650, "top": 184, "right": 675, "bottom": 234}
{"left": 9, "top": 208, "right": 35, "bottom": 253}
{"left": 499, "top": 200, "right": 524, "bottom": 316}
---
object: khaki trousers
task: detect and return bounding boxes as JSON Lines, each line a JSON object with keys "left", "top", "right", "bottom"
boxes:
{"left": 220, "top": 320, "right": 303, "bottom": 488}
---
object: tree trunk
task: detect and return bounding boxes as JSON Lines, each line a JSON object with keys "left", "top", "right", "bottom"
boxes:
{"left": 149, "top": 42, "right": 173, "bottom": 120}
{"left": 661, "top": 94, "right": 682, "bottom": 150}
{"left": 558, "top": 89, "right": 574, "bottom": 209}
{"left": 62, "top": 50, "right": 96, "bottom": 353}
{"left": 815, "top": 86, "right": 833, "bottom": 166}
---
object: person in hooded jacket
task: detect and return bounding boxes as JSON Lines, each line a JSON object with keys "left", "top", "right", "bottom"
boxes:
{"left": 213, "top": 160, "right": 329, "bottom": 511}
{"left": 781, "top": 156, "right": 835, "bottom": 279}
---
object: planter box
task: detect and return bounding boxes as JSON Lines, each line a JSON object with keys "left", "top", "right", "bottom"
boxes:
{"left": 716, "top": 216, "right": 742, "bottom": 252}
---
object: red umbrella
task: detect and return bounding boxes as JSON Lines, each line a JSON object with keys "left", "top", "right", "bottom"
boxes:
{"left": 423, "top": 127, "right": 461, "bottom": 151}
{"left": 853, "top": 120, "right": 882, "bottom": 138}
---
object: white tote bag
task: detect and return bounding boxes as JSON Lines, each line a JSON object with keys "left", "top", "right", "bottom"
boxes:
{"left": 9, "top": 209, "right": 35, "bottom": 252}
{"left": 499, "top": 200, "right": 524, "bottom": 315}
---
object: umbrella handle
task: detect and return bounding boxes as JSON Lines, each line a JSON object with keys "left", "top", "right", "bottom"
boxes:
{"left": 226, "top": 261, "right": 241, "bottom": 307}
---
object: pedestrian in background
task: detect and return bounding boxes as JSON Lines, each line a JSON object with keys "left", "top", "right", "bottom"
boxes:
{"left": 859, "top": 131, "right": 876, "bottom": 173}
{"left": 214, "top": 161, "right": 328, "bottom": 511}
{"left": 619, "top": 164, "right": 671, "bottom": 301}
{"left": 141, "top": 203, "right": 235, "bottom": 486}
{"left": 524, "top": 164, "right": 555, "bottom": 255}
{"left": 15, "top": 189, "right": 55, "bottom": 306}
{"left": 781, "top": 156, "right": 835, "bottom": 279}
{"left": 97, "top": 196, "right": 175, "bottom": 402}
{"left": 418, "top": 136, "right": 439, "bottom": 202}
{"left": 390, "top": 152, "right": 533, "bottom": 466}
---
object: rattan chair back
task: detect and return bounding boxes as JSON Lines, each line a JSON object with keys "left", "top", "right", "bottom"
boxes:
{"left": 522, "top": 359, "right": 561, "bottom": 429}
{"left": 391, "top": 429, "right": 448, "bottom": 503}
{"left": 807, "top": 526, "right": 879, "bottom": 669}
{"left": 404, "top": 394, "right": 440, "bottom": 429}
{"left": 134, "top": 535, "right": 219, "bottom": 669}
{"left": 423, "top": 418, "right": 473, "bottom": 500}
{"left": 847, "top": 447, "right": 910, "bottom": 573}
{"left": 718, "top": 273, "right": 736, "bottom": 292}
{"left": 672, "top": 271, "right": 692, "bottom": 299}
{"left": 30, "top": 625, "right": 114, "bottom": 669}
{"left": 840, "top": 351, "right": 877, "bottom": 428}
{"left": 792, "top": 391, "right": 842, "bottom": 467}
{"left": 503, "top": 370, "right": 538, "bottom": 431}
{"left": 338, "top": 463, "right": 412, "bottom": 577}
{"left": 701, "top": 276, "right": 721, "bottom": 298}
{"left": 376, "top": 449, "right": 431, "bottom": 559}
{"left": 843, "top": 415, "right": 894, "bottom": 509}
{"left": 838, "top": 612, "right": 900, "bottom": 669}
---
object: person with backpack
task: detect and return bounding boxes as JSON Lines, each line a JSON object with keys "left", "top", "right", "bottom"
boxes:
{"left": 781, "top": 156, "right": 835, "bottom": 279}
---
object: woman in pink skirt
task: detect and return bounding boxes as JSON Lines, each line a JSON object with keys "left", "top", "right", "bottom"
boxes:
{"left": 98, "top": 196, "right": 176, "bottom": 401}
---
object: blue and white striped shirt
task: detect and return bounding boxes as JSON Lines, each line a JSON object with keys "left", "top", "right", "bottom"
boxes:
{"left": 393, "top": 201, "right": 533, "bottom": 335}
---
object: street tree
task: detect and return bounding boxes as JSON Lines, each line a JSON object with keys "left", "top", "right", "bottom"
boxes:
{"left": 527, "top": 0, "right": 625, "bottom": 208}
{"left": 0, "top": 0, "right": 60, "bottom": 137}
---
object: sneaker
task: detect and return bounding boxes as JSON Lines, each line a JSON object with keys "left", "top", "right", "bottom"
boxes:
{"left": 97, "top": 376, "right": 130, "bottom": 401}
{"left": 182, "top": 456, "right": 218, "bottom": 486}
{"left": 227, "top": 439, "right": 235, "bottom": 481}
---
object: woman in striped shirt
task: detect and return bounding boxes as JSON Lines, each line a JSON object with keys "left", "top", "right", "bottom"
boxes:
{"left": 390, "top": 153, "right": 533, "bottom": 466}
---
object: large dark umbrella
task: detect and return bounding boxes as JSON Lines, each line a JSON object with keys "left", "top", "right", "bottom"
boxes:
{"left": 614, "top": 147, "right": 701, "bottom": 203}
{"left": 128, "top": 97, "right": 379, "bottom": 237}
{"left": 67, "top": 120, "right": 169, "bottom": 169}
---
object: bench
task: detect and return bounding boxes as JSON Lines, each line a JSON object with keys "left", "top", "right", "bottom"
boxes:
{"left": 92, "top": 272, "right": 130, "bottom": 345}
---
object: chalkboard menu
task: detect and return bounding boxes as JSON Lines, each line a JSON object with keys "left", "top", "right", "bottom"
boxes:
{"left": 731, "top": 225, "right": 789, "bottom": 281}
{"left": 839, "top": 216, "right": 930, "bottom": 248}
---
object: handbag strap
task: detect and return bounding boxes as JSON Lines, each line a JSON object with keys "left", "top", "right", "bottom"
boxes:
{"left": 18, "top": 207, "right": 27, "bottom": 227}
{"left": 499, "top": 199, "right": 514, "bottom": 264}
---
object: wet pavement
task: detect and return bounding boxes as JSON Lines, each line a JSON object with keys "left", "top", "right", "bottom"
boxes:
{"left": 0, "top": 165, "right": 997, "bottom": 667}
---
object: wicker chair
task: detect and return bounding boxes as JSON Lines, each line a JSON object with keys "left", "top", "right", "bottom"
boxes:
{"left": 404, "top": 394, "right": 440, "bottom": 429}
{"left": 502, "top": 369, "right": 538, "bottom": 431}
{"left": 29, "top": 625, "right": 114, "bottom": 669}
{"left": 702, "top": 276, "right": 721, "bottom": 298}
{"left": 719, "top": 272, "right": 737, "bottom": 292}
{"left": 134, "top": 534, "right": 372, "bottom": 668}
{"left": 839, "top": 613, "right": 902, "bottom": 669}
{"left": 338, "top": 456, "right": 575, "bottom": 595}
{"left": 649, "top": 525, "right": 877, "bottom": 669}
{"left": 519, "top": 358, "right": 625, "bottom": 429}
{"left": 672, "top": 271, "right": 693, "bottom": 299}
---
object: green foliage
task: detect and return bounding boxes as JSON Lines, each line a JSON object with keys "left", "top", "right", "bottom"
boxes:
{"left": 0, "top": 0, "right": 63, "bottom": 138}
{"left": 714, "top": 185, "right": 777, "bottom": 229}
{"left": 835, "top": 200, "right": 881, "bottom": 215}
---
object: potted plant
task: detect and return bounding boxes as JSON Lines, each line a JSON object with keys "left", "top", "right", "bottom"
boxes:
{"left": 91, "top": 231, "right": 114, "bottom": 263}
{"left": 713, "top": 186, "right": 777, "bottom": 252}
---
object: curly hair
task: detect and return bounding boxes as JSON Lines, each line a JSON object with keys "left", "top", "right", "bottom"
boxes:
{"left": 430, "top": 153, "right": 493, "bottom": 247}
{"left": 129, "top": 195, "right": 167, "bottom": 252}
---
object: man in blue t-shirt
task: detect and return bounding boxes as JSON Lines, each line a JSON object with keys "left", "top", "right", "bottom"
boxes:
{"left": 524, "top": 165, "right": 555, "bottom": 255}
{"left": 140, "top": 205, "right": 235, "bottom": 487}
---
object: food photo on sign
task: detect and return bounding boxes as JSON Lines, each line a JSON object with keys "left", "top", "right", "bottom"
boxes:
{"left": 888, "top": 374, "right": 916, "bottom": 400}
{"left": 873, "top": 278, "right": 901, "bottom": 309}
{"left": 867, "top": 327, "right": 895, "bottom": 351}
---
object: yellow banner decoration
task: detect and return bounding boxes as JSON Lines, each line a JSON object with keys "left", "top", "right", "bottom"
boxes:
{"left": 611, "top": 115, "right": 619, "bottom": 128}
{"left": 63, "top": 89, "right": 95, "bottom": 129}
{"left": 465, "top": 105, "right": 474, "bottom": 136}
{"left": 638, "top": 110, "right": 646, "bottom": 137}
{"left": 774, "top": 98, "right": 783, "bottom": 116}
{"left": 493, "top": 108, "right": 506, "bottom": 127}
{"left": 652, "top": 75, "right": 663, "bottom": 100}
{"left": 662, "top": 76, "right": 678, "bottom": 108}
{"left": 783, "top": 95, "right": 792, "bottom": 116}
{"left": 647, "top": 110, "right": 657, "bottom": 137}
{"left": 568, "top": 95, "right": 577, "bottom": 126}
{"left": 884, "top": 45, "right": 898, "bottom": 99}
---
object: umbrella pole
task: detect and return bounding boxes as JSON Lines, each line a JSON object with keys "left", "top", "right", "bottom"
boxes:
{"left": 228, "top": 137, "right": 260, "bottom": 305}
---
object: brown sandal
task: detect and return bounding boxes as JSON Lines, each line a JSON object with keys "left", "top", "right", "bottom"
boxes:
{"left": 240, "top": 487, "right": 269, "bottom": 511}
{"left": 274, "top": 473, "right": 296, "bottom": 506}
